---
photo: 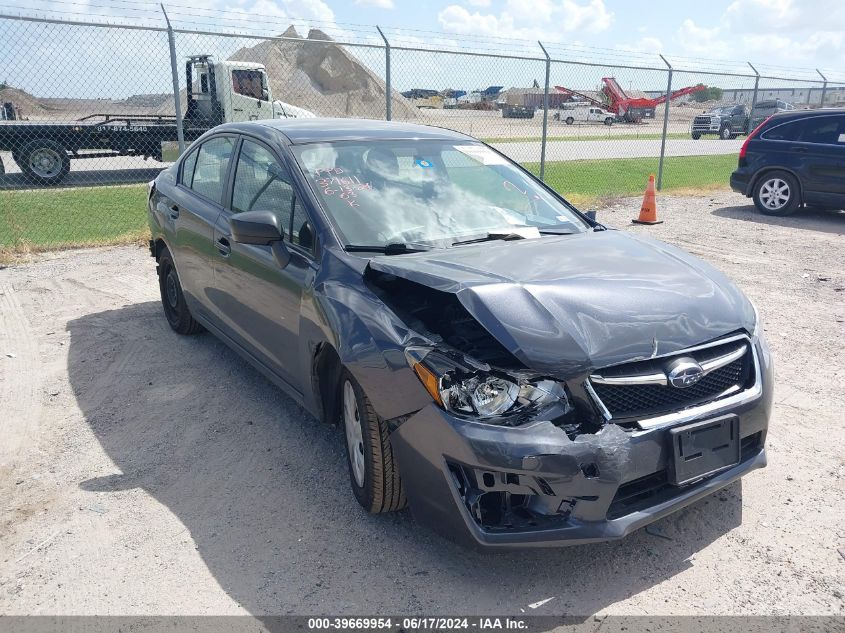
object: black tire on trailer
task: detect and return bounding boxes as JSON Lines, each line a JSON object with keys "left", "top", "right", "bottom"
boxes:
{"left": 18, "top": 139, "right": 71, "bottom": 185}
{"left": 752, "top": 170, "right": 801, "bottom": 216}
{"left": 565, "top": 116, "right": 574, "bottom": 125}
{"left": 339, "top": 369, "right": 406, "bottom": 514}
{"left": 157, "top": 247, "right": 204, "bottom": 335}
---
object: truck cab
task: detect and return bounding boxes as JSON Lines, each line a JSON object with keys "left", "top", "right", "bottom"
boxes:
{"left": 185, "top": 55, "right": 313, "bottom": 127}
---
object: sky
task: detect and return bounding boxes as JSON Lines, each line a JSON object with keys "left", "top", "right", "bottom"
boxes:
{"left": 2, "top": 0, "right": 844, "bottom": 98}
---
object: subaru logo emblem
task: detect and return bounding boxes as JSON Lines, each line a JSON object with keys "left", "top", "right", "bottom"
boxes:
{"left": 666, "top": 358, "right": 704, "bottom": 389}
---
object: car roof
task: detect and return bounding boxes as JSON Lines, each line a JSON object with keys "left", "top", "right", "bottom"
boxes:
{"left": 765, "top": 108, "right": 845, "bottom": 123}
{"left": 210, "top": 118, "right": 476, "bottom": 145}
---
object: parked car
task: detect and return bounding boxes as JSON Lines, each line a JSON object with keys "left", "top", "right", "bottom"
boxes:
{"left": 730, "top": 108, "right": 845, "bottom": 215}
{"left": 691, "top": 100, "right": 793, "bottom": 140}
{"left": 554, "top": 103, "right": 615, "bottom": 126}
{"left": 148, "top": 119, "right": 771, "bottom": 549}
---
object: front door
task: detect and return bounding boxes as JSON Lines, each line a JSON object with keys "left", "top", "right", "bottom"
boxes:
{"left": 210, "top": 137, "right": 317, "bottom": 390}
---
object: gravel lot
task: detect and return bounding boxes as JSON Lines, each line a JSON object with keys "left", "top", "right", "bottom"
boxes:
{"left": 0, "top": 191, "right": 843, "bottom": 617}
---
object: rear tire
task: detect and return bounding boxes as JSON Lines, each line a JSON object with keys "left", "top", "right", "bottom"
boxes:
{"left": 19, "top": 139, "right": 71, "bottom": 185}
{"left": 753, "top": 171, "right": 801, "bottom": 216}
{"left": 340, "top": 370, "right": 406, "bottom": 513}
{"left": 604, "top": 117, "right": 613, "bottom": 126}
{"left": 565, "top": 117, "right": 574, "bottom": 125}
{"left": 157, "top": 247, "right": 204, "bottom": 335}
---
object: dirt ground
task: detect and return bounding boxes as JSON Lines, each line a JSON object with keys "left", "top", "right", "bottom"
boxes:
{"left": 0, "top": 191, "right": 843, "bottom": 617}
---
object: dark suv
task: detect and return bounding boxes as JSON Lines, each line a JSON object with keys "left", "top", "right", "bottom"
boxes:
{"left": 730, "top": 108, "right": 845, "bottom": 215}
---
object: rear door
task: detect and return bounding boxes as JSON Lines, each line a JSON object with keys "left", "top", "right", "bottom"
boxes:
{"left": 164, "top": 135, "right": 236, "bottom": 316}
{"left": 210, "top": 136, "right": 318, "bottom": 390}
{"left": 797, "top": 114, "right": 845, "bottom": 201}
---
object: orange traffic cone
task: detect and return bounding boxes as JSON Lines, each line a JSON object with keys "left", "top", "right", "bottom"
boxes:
{"left": 633, "top": 174, "right": 663, "bottom": 224}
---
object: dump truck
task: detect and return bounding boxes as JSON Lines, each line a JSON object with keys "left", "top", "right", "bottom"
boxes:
{"left": 0, "top": 55, "right": 314, "bottom": 185}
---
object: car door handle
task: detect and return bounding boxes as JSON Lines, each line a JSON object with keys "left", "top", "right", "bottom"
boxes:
{"left": 216, "top": 236, "right": 231, "bottom": 257}
{"left": 169, "top": 205, "right": 180, "bottom": 219}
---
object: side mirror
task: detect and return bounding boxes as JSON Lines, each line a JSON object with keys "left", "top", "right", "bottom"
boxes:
{"left": 584, "top": 210, "right": 597, "bottom": 222}
{"left": 230, "top": 210, "right": 291, "bottom": 268}
{"left": 262, "top": 88, "right": 270, "bottom": 101}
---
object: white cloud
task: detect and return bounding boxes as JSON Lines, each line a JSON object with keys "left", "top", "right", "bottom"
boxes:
{"left": 437, "top": 0, "right": 612, "bottom": 41}
{"left": 354, "top": 0, "right": 396, "bottom": 8}
{"left": 671, "top": 1, "right": 845, "bottom": 70}
{"left": 466, "top": 0, "right": 492, "bottom": 6}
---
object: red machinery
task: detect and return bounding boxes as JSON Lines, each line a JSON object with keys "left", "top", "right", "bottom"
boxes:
{"left": 601, "top": 78, "right": 706, "bottom": 123}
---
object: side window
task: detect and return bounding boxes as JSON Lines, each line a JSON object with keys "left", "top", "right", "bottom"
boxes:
{"left": 290, "top": 197, "right": 315, "bottom": 251}
{"left": 801, "top": 116, "right": 845, "bottom": 145}
{"left": 232, "top": 69, "right": 264, "bottom": 100}
{"left": 232, "top": 139, "right": 314, "bottom": 251}
{"left": 762, "top": 119, "right": 804, "bottom": 141}
{"left": 180, "top": 148, "right": 198, "bottom": 187}
{"left": 191, "top": 137, "right": 236, "bottom": 203}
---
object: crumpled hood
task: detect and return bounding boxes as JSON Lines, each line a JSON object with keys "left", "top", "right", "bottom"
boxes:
{"left": 367, "top": 230, "right": 755, "bottom": 375}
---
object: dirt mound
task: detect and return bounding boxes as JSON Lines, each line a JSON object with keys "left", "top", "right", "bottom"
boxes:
{"left": 0, "top": 86, "right": 47, "bottom": 119}
{"left": 227, "top": 27, "right": 417, "bottom": 119}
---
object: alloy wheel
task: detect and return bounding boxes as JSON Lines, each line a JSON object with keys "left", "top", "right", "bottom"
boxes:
{"left": 759, "top": 178, "right": 790, "bottom": 210}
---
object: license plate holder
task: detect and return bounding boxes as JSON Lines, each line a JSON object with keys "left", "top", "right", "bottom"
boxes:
{"left": 669, "top": 415, "right": 740, "bottom": 485}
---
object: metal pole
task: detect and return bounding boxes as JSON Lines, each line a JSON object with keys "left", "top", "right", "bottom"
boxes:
{"left": 656, "top": 54, "right": 672, "bottom": 192}
{"left": 161, "top": 4, "right": 185, "bottom": 154}
{"left": 817, "top": 69, "right": 828, "bottom": 108}
{"left": 748, "top": 62, "right": 760, "bottom": 110}
{"left": 538, "top": 41, "right": 551, "bottom": 182}
{"left": 377, "top": 26, "right": 391, "bottom": 121}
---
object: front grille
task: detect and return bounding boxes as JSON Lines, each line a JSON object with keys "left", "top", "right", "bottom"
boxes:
{"left": 589, "top": 336, "right": 754, "bottom": 421}
{"left": 694, "top": 116, "right": 713, "bottom": 126}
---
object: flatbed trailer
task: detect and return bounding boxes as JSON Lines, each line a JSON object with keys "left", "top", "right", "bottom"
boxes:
{"left": 0, "top": 113, "right": 211, "bottom": 182}
{"left": 0, "top": 54, "right": 315, "bottom": 184}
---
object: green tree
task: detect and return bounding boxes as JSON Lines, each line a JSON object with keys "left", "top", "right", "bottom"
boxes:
{"left": 692, "top": 86, "right": 724, "bottom": 102}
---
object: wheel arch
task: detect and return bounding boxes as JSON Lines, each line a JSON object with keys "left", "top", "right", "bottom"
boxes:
{"left": 749, "top": 167, "right": 803, "bottom": 202}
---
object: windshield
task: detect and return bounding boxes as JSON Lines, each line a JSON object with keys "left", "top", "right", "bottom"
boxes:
{"left": 291, "top": 140, "right": 588, "bottom": 250}
{"left": 708, "top": 106, "right": 735, "bottom": 115}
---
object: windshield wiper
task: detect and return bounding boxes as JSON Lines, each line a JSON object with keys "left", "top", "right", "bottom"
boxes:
{"left": 452, "top": 232, "right": 528, "bottom": 247}
{"left": 537, "top": 228, "right": 577, "bottom": 235}
{"left": 344, "top": 243, "right": 429, "bottom": 255}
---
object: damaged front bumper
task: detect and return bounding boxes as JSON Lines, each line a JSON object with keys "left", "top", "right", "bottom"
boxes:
{"left": 390, "top": 343, "right": 772, "bottom": 550}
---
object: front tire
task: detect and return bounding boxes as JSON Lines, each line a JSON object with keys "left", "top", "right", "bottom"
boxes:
{"left": 753, "top": 171, "right": 801, "bottom": 216}
{"left": 720, "top": 125, "right": 732, "bottom": 140}
{"left": 565, "top": 117, "right": 574, "bottom": 125}
{"left": 18, "top": 139, "right": 71, "bottom": 185}
{"left": 157, "top": 247, "right": 204, "bottom": 335}
{"left": 340, "top": 370, "right": 406, "bottom": 513}
{"left": 604, "top": 117, "right": 613, "bottom": 126}
{"left": 691, "top": 132, "right": 701, "bottom": 140}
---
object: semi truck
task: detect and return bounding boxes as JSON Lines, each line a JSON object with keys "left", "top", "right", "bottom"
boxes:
{"left": 0, "top": 55, "right": 314, "bottom": 185}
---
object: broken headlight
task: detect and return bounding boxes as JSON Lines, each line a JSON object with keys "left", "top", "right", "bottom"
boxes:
{"left": 404, "top": 346, "right": 569, "bottom": 420}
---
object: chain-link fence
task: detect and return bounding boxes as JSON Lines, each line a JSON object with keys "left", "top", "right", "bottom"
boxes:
{"left": 1, "top": 10, "right": 844, "bottom": 252}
